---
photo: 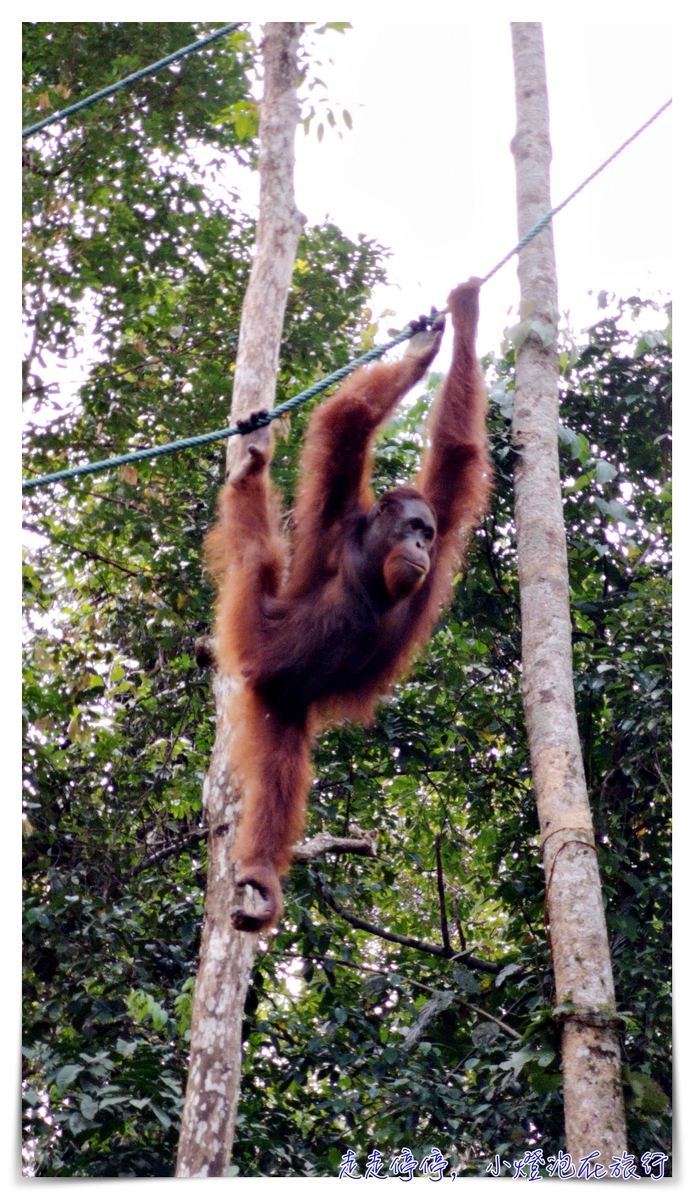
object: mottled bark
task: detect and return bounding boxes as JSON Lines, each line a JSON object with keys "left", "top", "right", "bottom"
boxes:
{"left": 510, "top": 22, "right": 627, "bottom": 1167}
{"left": 226, "top": 22, "right": 307, "bottom": 476}
{"left": 175, "top": 675, "right": 257, "bottom": 1178}
{"left": 176, "top": 23, "right": 305, "bottom": 1177}
{"left": 292, "top": 827, "right": 378, "bottom": 863}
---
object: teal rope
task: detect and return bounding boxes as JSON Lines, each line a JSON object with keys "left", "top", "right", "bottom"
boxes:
{"left": 22, "top": 95, "right": 672, "bottom": 493}
{"left": 22, "top": 23, "right": 243, "bottom": 138}
{"left": 22, "top": 329, "right": 415, "bottom": 492}
{"left": 480, "top": 98, "right": 672, "bottom": 284}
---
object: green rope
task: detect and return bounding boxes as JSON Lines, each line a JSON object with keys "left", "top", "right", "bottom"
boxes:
{"left": 22, "top": 329, "right": 416, "bottom": 492}
{"left": 22, "top": 96, "right": 672, "bottom": 494}
{"left": 480, "top": 98, "right": 672, "bottom": 285}
{"left": 22, "top": 23, "right": 244, "bottom": 139}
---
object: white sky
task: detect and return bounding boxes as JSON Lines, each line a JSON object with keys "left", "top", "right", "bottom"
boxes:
{"left": 23, "top": 18, "right": 673, "bottom": 407}
{"left": 224, "top": 19, "right": 672, "bottom": 362}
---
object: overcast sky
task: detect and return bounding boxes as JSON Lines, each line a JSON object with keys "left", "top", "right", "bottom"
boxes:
{"left": 24, "top": 18, "right": 673, "bottom": 400}
{"left": 225, "top": 20, "right": 671, "bottom": 364}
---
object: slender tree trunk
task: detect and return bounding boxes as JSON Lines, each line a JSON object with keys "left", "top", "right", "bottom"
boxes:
{"left": 175, "top": 23, "right": 305, "bottom": 1177}
{"left": 509, "top": 22, "right": 627, "bottom": 1169}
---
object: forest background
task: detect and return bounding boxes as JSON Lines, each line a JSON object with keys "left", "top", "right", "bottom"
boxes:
{"left": 20, "top": 15, "right": 678, "bottom": 1189}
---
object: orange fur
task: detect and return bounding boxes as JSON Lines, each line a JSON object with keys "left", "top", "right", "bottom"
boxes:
{"left": 230, "top": 690, "right": 312, "bottom": 876}
{"left": 206, "top": 279, "right": 491, "bottom": 931}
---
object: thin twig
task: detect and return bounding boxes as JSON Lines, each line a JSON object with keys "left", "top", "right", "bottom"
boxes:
{"left": 434, "top": 834, "right": 451, "bottom": 952}
{"left": 451, "top": 897, "right": 466, "bottom": 953}
{"left": 24, "top": 524, "right": 143, "bottom": 581}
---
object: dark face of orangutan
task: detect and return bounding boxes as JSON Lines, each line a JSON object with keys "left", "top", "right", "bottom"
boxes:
{"left": 364, "top": 493, "right": 437, "bottom": 602}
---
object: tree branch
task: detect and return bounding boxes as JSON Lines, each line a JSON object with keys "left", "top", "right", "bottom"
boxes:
{"left": 314, "top": 873, "right": 500, "bottom": 974}
{"left": 125, "top": 828, "right": 207, "bottom": 878}
{"left": 292, "top": 826, "right": 378, "bottom": 863}
{"left": 127, "top": 824, "right": 377, "bottom": 879}
{"left": 451, "top": 896, "right": 466, "bottom": 953}
{"left": 434, "top": 833, "right": 451, "bottom": 951}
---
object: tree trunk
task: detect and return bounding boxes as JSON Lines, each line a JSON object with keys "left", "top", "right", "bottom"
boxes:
{"left": 509, "top": 22, "right": 627, "bottom": 1169}
{"left": 175, "top": 23, "right": 305, "bottom": 1177}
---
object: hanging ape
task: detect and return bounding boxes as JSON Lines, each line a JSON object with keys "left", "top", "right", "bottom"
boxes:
{"left": 204, "top": 277, "right": 491, "bottom": 931}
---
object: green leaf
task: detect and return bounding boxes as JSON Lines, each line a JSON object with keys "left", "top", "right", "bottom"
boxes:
{"left": 564, "top": 473, "right": 592, "bottom": 495}
{"left": 529, "top": 319, "right": 556, "bottom": 348}
{"left": 314, "top": 22, "right": 352, "bottom": 34}
{"left": 503, "top": 1048, "right": 535, "bottom": 1078}
{"left": 149, "top": 1102, "right": 172, "bottom": 1129}
{"left": 594, "top": 460, "right": 618, "bottom": 484}
{"left": 25, "top": 907, "right": 50, "bottom": 927}
{"left": 80, "top": 1095, "right": 99, "bottom": 1120}
{"left": 495, "top": 963, "right": 522, "bottom": 986}
{"left": 625, "top": 1070, "right": 669, "bottom": 1115}
{"left": 558, "top": 422, "right": 582, "bottom": 460}
{"left": 506, "top": 320, "right": 532, "bottom": 350}
{"left": 55, "top": 1065, "right": 82, "bottom": 1094}
{"left": 594, "top": 497, "right": 629, "bottom": 521}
